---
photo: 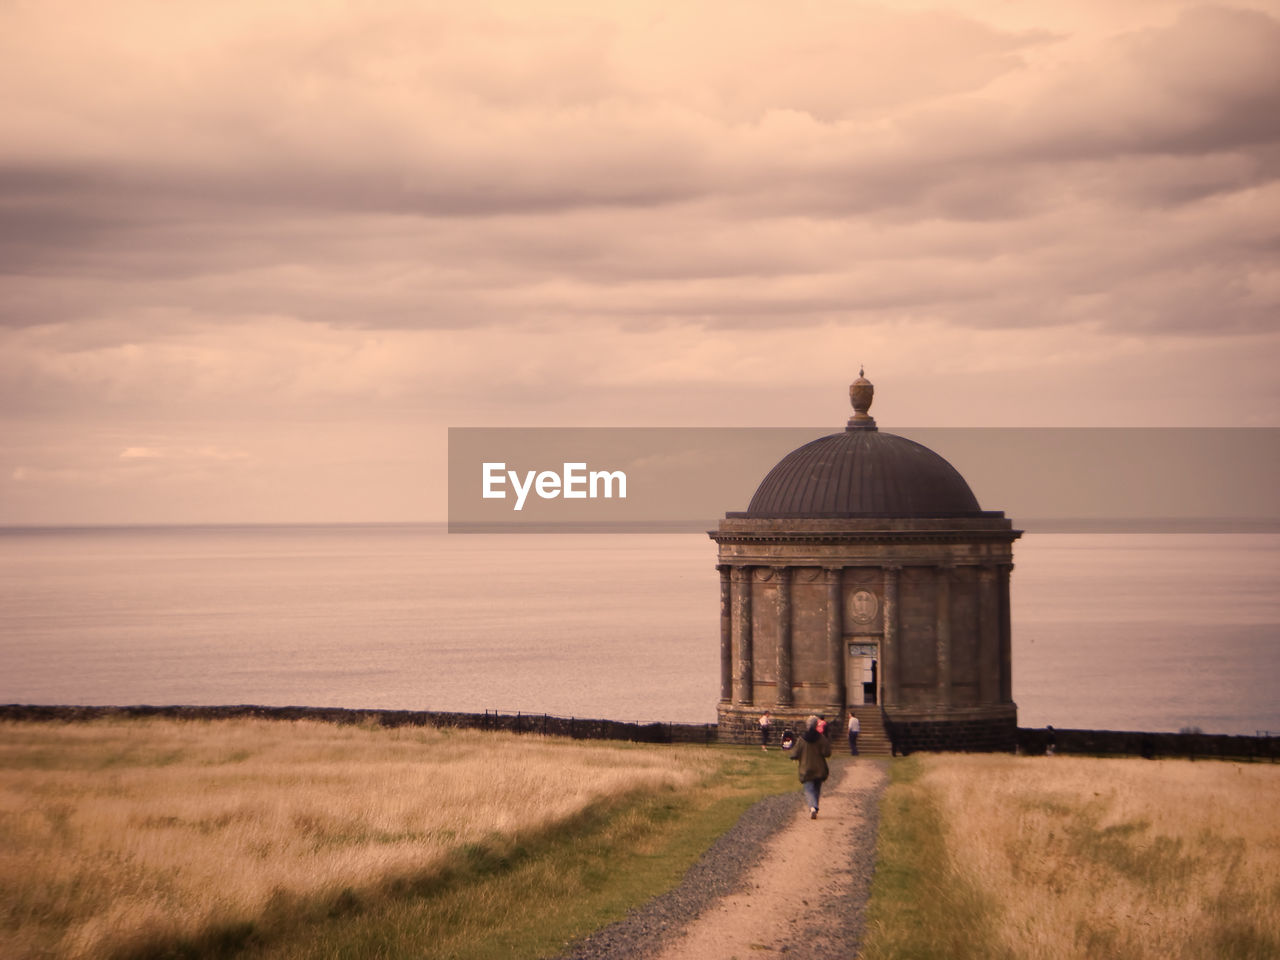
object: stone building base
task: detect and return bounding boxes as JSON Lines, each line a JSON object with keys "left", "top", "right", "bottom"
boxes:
{"left": 883, "top": 704, "right": 1018, "bottom": 754}
{"left": 716, "top": 703, "right": 844, "bottom": 747}
{"left": 718, "top": 702, "right": 1018, "bottom": 753}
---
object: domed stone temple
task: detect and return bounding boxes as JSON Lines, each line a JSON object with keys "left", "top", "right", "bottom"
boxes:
{"left": 712, "top": 372, "right": 1021, "bottom": 753}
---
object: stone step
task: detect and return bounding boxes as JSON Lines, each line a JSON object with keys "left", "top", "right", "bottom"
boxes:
{"left": 845, "top": 706, "right": 893, "bottom": 755}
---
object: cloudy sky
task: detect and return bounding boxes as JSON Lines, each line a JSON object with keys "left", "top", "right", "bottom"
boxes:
{"left": 3, "top": 0, "right": 1278, "bottom": 524}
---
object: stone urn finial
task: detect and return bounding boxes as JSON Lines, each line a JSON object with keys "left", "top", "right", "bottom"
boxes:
{"left": 847, "top": 367, "right": 877, "bottom": 430}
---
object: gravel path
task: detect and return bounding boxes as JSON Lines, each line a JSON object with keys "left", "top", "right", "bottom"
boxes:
{"left": 772, "top": 760, "right": 888, "bottom": 960}
{"left": 554, "top": 757, "right": 888, "bottom": 960}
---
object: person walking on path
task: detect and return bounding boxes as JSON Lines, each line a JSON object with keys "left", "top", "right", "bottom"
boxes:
{"left": 759, "top": 711, "right": 772, "bottom": 751}
{"left": 847, "top": 710, "right": 860, "bottom": 756}
{"left": 786, "top": 715, "right": 832, "bottom": 818}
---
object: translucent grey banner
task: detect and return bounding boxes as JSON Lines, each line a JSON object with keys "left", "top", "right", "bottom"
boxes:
{"left": 447, "top": 427, "right": 1280, "bottom": 533}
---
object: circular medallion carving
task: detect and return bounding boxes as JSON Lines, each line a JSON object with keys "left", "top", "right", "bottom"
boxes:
{"left": 849, "top": 589, "right": 879, "bottom": 624}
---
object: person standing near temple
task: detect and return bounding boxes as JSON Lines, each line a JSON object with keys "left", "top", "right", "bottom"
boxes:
{"left": 759, "top": 711, "right": 772, "bottom": 750}
{"left": 847, "top": 710, "right": 860, "bottom": 755}
{"left": 787, "top": 715, "right": 832, "bottom": 818}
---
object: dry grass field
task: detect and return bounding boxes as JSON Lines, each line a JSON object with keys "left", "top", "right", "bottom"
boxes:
{"left": 0, "top": 717, "right": 712, "bottom": 960}
{"left": 10, "top": 719, "right": 1277, "bottom": 960}
{"left": 865, "top": 753, "right": 1280, "bottom": 960}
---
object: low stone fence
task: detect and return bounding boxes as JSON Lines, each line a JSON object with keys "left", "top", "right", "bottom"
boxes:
{"left": 1017, "top": 726, "right": 1279, "bottom": 762}
{"left": 471, "top": 709, "right": 717, "bottom": 744}
{"left": 0, "top": 704, "right": 718, "bottom": 745}
{"left": 2, "top": 705, "right": 1274, "bottom": 760}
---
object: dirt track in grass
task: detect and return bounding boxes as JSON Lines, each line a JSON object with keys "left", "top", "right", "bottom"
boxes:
{"left": 558, "top": 756, "right": 887, "bottom": 960}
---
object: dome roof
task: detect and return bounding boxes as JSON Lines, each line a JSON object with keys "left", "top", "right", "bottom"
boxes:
{"left": 743, "top": 372, "right": 984, "bottom": 518}
{"left": 745, "top": 428, "right": 982, "bottom": 516}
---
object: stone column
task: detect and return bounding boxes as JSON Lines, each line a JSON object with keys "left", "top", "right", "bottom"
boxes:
{"left": 774, "top": 567, "right": 793, "bottom": 707}
{"left": 977, "top": 564, "right": 998, "bottom": 705}
{"left": 882, "top": 565, "right": 900, "bottom": 707}
{"left": 936, "top": 564, "right": 952, "bottom": 708}
{"left": 825, "top": 567, "right": 844, "bottom": 713}
{"left": 733, "top": 566, "right": 754, "bottom": 705}
{"left": 717, "top": 564, "right": 733, "bottom": 704}
{"left": 998, "top": 563, "right": 1013, "bottom": 703}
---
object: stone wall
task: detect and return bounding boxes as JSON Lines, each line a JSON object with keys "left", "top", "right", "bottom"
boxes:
{"left": 4, "top": 705, "right": 1274, "bottom": 760}
{"left": 1018, "top": 726, "right": 1280, "bottom": 762}
{"left": 0, "top": 704, "right": 718, "bottom": 745}
{"left": 886, "top": 714, "right": 1018, "bottom": 753}
{"left": 716, "top": 705, "right": 842, "bottom": 747}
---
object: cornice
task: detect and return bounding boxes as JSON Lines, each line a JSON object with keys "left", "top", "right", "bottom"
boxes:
{"left": 710, "top": 529, "right": 1022, "bottom": 546}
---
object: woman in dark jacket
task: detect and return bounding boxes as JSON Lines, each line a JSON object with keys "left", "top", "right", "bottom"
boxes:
{"left": 786, "top": 715, "right": 832, "bottom": 818}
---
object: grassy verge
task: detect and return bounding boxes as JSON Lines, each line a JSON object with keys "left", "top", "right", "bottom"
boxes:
{"left": 860, "top": 756, "right": 1008, "bottom": 960}
{"left": 0, "top": 718, "right": 793, "bottom": 960}
{"left": 861, "top": 754, "right": 1280, "bottom": 960}
{"left": 241, "top": 747, "right": 790, "bottom": 960}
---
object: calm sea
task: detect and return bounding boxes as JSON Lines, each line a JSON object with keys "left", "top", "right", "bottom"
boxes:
{"left": 0, "top": 525, "right": 1276, "bottom": 736}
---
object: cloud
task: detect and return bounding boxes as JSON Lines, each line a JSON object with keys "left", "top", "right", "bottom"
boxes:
{"left": 1, "top": 1, "right": 1279, "bottom": 521}
{"left": 119, "top": 445, "right": 248, "bottom": 461}
{"left": 990, "top": 5, "right": 1280, "bottom": 161}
